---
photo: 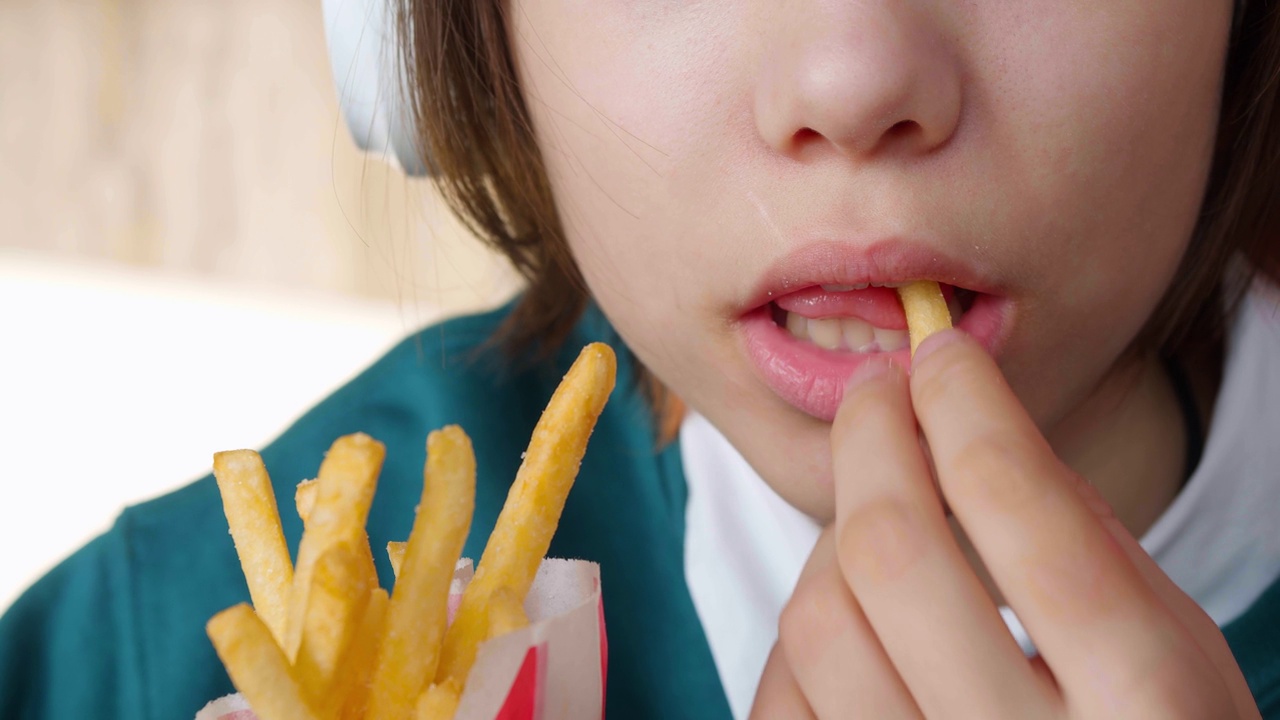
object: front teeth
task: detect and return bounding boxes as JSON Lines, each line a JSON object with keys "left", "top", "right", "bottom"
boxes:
{"left": 808, "top": 318, "right": 843, "bottom": 350}
{"left": 872, "top": 326, "right": 909, "bottom": 352}
{"left": 784, "top": 312, "right": 908, "bottom": 352}
{"left": 786, "top": 311, "right": 809, "bottom": 339}
{"left": 842, "top": 316, "right": 873, "bottom": 350}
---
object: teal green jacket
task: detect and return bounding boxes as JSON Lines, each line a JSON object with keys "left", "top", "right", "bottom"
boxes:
{"left": 2, "top": 304, "right": 1279, "bottom": 719}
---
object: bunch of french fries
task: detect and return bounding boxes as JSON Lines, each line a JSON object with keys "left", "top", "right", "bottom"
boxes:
{"left": 208, "top": 343, "right": 617, "bottom": 720}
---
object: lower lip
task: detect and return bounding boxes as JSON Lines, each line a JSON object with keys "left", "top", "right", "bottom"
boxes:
{"left": 739, "top": 293, "right": 1011, "bottom": 422}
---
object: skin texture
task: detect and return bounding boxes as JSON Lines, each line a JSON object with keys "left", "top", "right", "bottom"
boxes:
{"left": 504, "top": 1, "right": 1258, "bottom": 716}
{"left": 506, "top": 0, "right": 1229, "bottom": 523}
{"left": 754, "top": 334, "right": 1258, "bottom": 718}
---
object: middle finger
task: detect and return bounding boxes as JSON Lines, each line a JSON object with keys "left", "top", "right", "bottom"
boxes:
{"left": 832, "top": 358, "right": 1054, "bottom": 717}
{"left": 781, "top": 530, "right": 921, "bottom": 719}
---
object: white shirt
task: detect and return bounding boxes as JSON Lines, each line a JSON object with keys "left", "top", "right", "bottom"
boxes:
{"left": 682, "top": 282, "right": 1280, "bottom": 720}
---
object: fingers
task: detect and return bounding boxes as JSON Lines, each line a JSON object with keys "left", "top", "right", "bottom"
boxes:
{"left": 832, "top": 358, "right": 1053, "bottom": 717}
{"left": 908, "top": 330, "right": 1216, "bottom": 709}
{"left": 750, "top": 644, "right": 817, "bottom": 720}
{"left": 1078, "top": 482, "right": 1259, "bottom": 718}
{"left": 779, "top": 531, "right": 921, "bottom": 720}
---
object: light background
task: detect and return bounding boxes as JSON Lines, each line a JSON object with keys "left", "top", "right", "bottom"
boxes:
{"left": 0, "top": 0, "right": 520, "bottom": 607}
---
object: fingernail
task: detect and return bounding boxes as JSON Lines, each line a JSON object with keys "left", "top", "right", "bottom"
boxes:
{"left": 911, "top": 327, "right": 966, "bottom": 368}
{"left": 844, "top": 355, "right": 897, "bottom": 392}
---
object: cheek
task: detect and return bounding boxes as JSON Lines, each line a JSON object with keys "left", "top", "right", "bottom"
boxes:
{"left": 507, "top": 4, "right": 742, "bottom": 346}
{"left": 502, "top": 0, "right": 1235, "bottom": 515}
{"left": 988, "top": 2, "right": 1226, "bottom": 274}
{"left": 970, "top": 1, "right": 1229, "bottom": 423}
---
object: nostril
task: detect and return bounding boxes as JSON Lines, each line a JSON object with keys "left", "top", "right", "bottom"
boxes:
{"left": 792, "top": 119, "right": 925, "bottom": 156}
{"left": 794, "top": 127, "right": 821, "bottom": 144}
{"left": 885, "top": 120, "right": 920, "bottom": 141}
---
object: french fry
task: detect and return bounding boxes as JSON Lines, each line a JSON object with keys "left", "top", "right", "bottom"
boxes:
{"left": 295, "top": 542, "right": 372, "bottom": 705}
{"left": 366, "top": 427, "right": 476, "bottom": 720}
{"left": 284, "top": 433, "right": 385, "bottom": 662}
{"left": 207, "top": 603, "right": 320, "bottom": 720}
{"left": 298, "top": 474, "right": 381, "bottom": 588}
{"left": 213, "top": 450, "right": 294, "bottom": 647}
{"left": 485, "top": 586, "right": 529, "bottom": 640}
{"left": 296, "top": 479, "right": 319, "bottom": 526}
{"left": 897, "top": 280, "right": 953, "bottom": 355}
{"left": 355, "top": 534, "right": 380, "bottom": 599}
{"left": 415, "top": 679, "right": 461, "bottom": 720}
{"left": 386, "top": 541, "right": 406, "bottom": 579}
{"left": 330, "top": 588, "right": 389, "bottom": 720}
{"left": 435, "top": 343, "right": 616, "bottom": 688}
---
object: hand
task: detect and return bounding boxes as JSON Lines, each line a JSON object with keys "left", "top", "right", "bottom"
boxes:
{"left": 751, "top": 329, "right": 1259, "bottom": 719}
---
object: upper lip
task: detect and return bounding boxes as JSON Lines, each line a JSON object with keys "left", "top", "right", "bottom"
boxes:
{"left": 740, "top": 238, "right": 1004, "bottom": 314}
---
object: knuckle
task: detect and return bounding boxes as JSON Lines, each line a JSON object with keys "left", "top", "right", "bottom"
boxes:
{"left": 1115, "top": 667, "right": 1224, "bottom": 720}
{"left": 940, "top": 432, "right": 1050, "bottom": 513}
{"left": 778, "top": 572, "right": 848, "bottom": 664}
{"left": 836, "top": 499, "right": 925, "bottom": 586}
{"left": 1086, "top": 636, "right": 1223, "bottom": 720}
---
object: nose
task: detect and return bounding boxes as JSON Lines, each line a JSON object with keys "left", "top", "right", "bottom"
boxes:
{"left": 755, "top": 2, "right": 964, "bottom": 161}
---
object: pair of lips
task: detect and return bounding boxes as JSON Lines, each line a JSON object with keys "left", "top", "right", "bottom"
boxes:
{"left": 768, "top": 283, "right": 977, "bottom": 331}
{"left": 770, "top": 283, "right": 976, "bottom": 355}
{"left": 740, "top": 280, "right": 1001, "bottom": 422}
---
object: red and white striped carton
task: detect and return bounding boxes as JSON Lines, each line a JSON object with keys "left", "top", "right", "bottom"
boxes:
{"left": 197, "top": 558, "right": 606, "bottom": 720}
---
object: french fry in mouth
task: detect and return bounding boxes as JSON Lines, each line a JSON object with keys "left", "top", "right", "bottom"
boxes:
{"left": 897, "top": 280, "right": 953, "bottom": 355}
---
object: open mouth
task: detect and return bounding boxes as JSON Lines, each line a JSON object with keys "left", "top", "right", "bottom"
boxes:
{"left": 740, "top": 278, "right": 1002, "bottom": 422}
{"left": 765, "top": 282, "right": 979, "bottom": 354}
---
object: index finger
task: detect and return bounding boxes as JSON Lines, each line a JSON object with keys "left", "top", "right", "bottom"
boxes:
{"left": 908, "top": 330, "right": 1209, "bottom": 702}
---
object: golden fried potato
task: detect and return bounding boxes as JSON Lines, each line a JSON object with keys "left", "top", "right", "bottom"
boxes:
{"left": 207, "top": 604, "right": 320, "bottom": 720}
{"left": 897, "top": 281, "right": 952, "bottom": 355}
{"left": 213, "top": 451, "right": 294, "bottom": 647}
{"left": 435, "top": 343, "right": 615, "bottom": 689}
{"left": 366, "top": 427, "right": 475, "bottom": 720}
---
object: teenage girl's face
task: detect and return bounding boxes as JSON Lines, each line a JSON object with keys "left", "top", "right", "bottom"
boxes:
{"left": 507, "top": 1, "right": 1233, "bottom": 518}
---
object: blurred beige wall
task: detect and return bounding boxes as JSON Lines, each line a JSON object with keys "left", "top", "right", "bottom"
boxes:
{"left": 0, "top": 0, "right": 519, "bottom": 313}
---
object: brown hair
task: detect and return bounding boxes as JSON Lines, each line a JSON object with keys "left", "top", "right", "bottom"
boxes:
{"left": 395, "top": 0, "right": 684, "bottom": 440}
{"left": 396, "top": 1, "right": 1279, "bottom": 438}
